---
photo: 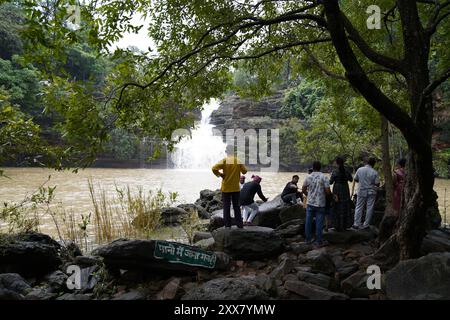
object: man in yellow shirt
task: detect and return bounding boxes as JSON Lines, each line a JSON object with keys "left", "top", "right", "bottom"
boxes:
{"left": 212, "top": 145, "right": 248, "bottom": 228}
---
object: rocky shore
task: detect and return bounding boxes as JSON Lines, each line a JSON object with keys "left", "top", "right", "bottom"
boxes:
{"left": 1, "top": 189, "right": 449, "bottom": 300}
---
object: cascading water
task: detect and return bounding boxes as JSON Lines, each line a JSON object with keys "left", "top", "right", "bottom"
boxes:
{"left": 170, "top": 99, "right": 226, "bottom": 169}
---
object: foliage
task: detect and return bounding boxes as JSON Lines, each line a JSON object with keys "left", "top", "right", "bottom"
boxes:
{"left": 179, "top": 208, "right": 202, "bottom": 245}
{"left": 434, "top": 148, "right": 450, "bottom": 178}
{"left": 297, "top": 94, "right": 380, "bottom": 169}
{"left": 278, "top": 79, "right": 324, "bottom": 120}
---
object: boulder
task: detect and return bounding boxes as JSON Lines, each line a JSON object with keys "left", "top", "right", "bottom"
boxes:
{"left": 0, "top": 273, "right": 32, "bottom": 295}
{"left": 194, "top": 189, "right": 223, "bottom": 213}
{"left": 322, "top": 229, "right": 377, "bottom": 244}
{"left": 208, "top": 210, "right": 238, "bottom": 231}
{"left": 155, "top": 277, "right": 181, "bottom": 300}
{"left": 92, "top": 239, "right": 228, "bottom": 275}
{"left": 284, "top": 280, "right": 348, "bottom": 300}
{"left": 306, "top": 250, "right": 336, "bottom": 275}
{"left": 270, "top": 258, "right": 296, "bottom": 280}
{"left": 182, "top": 277, "right": 269, "bottom": 300}
{"left": 0, "top": 232, "right": 62, "bottom": 277}
{"left": 274, "top": 219, "right": 304, "bottom": 238}
{"left": 290, "top": 242, "right": 313, "bottom": 255}
{"left": 113, "top": 290, "right": 147, "bottom": 300}
{"left": 341, "top": 271, "right": 374, "bottom": 298}
{"left": 57, "top": 293, "right": 91, "bottom": 300}
{"left": 421, "top": 229, "right": 450, "bottom": 254}
{"left": 212, "top": 226, "right": 284, "bottom": 260}
{"left": 279, "top": 204, "right": 306, "bottom": 224}
{"left": 336, "top": 261, "right": 360, "bottom": 280}
{"left": 0, "top": 289, "right": 24, "bottom": 300}
{"left": 177, "top": 204, "right": 210, "bottom": 219}
{"left": 161, "top": 207, "right": 189, "bottom": 225}
{"left": 45, "top": 270, "right": 68, "bottom": 293}
{"left": 25, "top": 288, "right": 57, "bottom": 300}
{"left": 252, "top": 196, "right": 286, "bottom": 228}
{"left": 385, "top": 252, "right": 450, "bottom": 300}
{"left": 297, "top": 271, "right": 332, "bottom": 289}
{"left": 193, "top": 232, "right": 213, "bottom": 243}
{"left": 194, "top": 238, "right": 215, "bottom": 251}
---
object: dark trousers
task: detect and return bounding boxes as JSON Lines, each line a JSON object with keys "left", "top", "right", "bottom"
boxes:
{"left": 222, "top": 192, "right": 243, "bottom": 228}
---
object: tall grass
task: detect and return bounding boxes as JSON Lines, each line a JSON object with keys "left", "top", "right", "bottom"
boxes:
{"left": 88, "top": 179, "right": 178, "bottom": 244}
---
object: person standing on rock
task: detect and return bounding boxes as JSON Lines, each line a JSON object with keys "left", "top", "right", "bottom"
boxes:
{"left": 212, "top": 145, "right": 247, "bottom": 228}
{"left": 352, "top": 157, "right": 380, "bottom": 230}
{"left": 329, "top": 157, "right": 353, "bottom": 231}
{"left": 281, "top": 175, "right": 303, "bottom": 205}
{"left": 302, "top": 161, "right": 331, "bottom": 247}
{"left": 240, "top": 175, "right": 268, "bottom": 225}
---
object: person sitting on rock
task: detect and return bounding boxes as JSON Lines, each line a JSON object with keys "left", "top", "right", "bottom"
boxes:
{"left": 212, "top": 144, "right": 247, "bottom": 228}
{"left": 281, "top": 175, "right": 304, "bottom": 205}
{"left": 240, "top": 175, "right": 268, "bottom": 226}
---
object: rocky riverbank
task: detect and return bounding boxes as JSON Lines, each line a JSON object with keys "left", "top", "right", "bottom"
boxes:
{"left": 1, "top": 190, "right": 449, "bottom": 300}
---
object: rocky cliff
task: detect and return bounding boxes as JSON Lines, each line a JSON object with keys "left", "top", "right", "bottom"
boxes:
{"left": 210, "top": 92, "right": 306, "bottom": 171}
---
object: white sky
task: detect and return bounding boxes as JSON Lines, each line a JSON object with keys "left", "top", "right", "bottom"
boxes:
{"left": 109, "top": 13, "right": 154, "bottom": 52}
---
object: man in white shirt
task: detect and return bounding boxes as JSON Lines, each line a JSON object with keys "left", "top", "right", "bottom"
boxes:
{"left": 302, "top": 161, "right": 331, "bottom": 246}
{"left": 353, "top": 158, "right": 380, "bottom": 229}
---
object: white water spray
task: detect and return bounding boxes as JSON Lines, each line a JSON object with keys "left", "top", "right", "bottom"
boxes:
{"left": 170, "top": 99, "right": 226, "bottom": 169}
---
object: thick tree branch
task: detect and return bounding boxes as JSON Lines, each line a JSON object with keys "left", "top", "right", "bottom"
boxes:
{"left": 423, "top": 66, "right": 450, "bottom": 96}
{"left": 340, "top": 14, "right": 406, "bottom": 75}
{"left": 322, "top": 0, "right": 426, "bottom": 150}
{"left": 303, "top": 46, "right": 347, "bottom": 81}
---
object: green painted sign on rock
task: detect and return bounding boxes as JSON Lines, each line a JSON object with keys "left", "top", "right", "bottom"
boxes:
{"left": 153, "top": 240, "right": 217, "bottom": 269}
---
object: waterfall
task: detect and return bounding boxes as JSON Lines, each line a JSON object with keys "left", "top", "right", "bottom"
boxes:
{"left": 170, "top": 99, "right": 226, "bottom": 169}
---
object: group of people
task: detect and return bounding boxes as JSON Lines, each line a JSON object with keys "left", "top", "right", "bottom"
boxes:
{"left": 212, "top": 145, "right": 407, "bottom": 247}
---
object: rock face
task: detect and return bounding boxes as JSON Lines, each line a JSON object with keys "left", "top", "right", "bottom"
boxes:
{"left": 92, "top": 239, "right": 229, "bottom": 274}
{"left": 252, "top": 196, "right": 285, "bottom": 228}
{"left": 208, "top": 210, "right": 238, "bottom": 231}
{"left": 194, "top": 189, "right": 223, "bottom": 213}
{"left": 385, "top": 252, "right": 450, "bottom": 300}
{"left": 212, "top": 226, "right": 284, "bottom": 260}
{"left": 182, "top": 277, "right": 269, "bottom": 300}
{"left": 0, "top": 232, "right": 62, "bottom": 277}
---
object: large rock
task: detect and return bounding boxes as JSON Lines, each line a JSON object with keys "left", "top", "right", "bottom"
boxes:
{"left": 177, "top": 204, "right": 210, "bottom": 219}
{"left": 341, "top": 271, "right": 373, "bottom": 298}
{"left": 279, "top": 204, "right": 306, "bottom": 224}
{"left": 194, "top": 189, "right": 223, "bottom": 213}
{"left": 0, "top": 273, "right": 32, "bottom": 295}
{"left": 0, "top": 232, "right": 62, "bottom": 277}
{"left": 207, "top": 210, "right": 238, "bottom": 231}
{"left": 212, "top": 226, "right": 284, "bottom": 260}
{"left": 182, "top": 277, "right": 269, "bottom": 300}
{"left": 385, "top": 252, "right": 450, "bottom": 300}
{"left": 284, "top": 280, "right": 348, "bottom": 300}
{"left": 193, "top": 232, "right": 213, "bottom": 243}
{"left": 297, "top": 271, "right": 332, "bottom": 289}
{"left": 421, "top": 229, "right": 450, "bottom": 254}
{"left": 161, "top": 207, "right": 189, "bottom": 225}
{"left": 322, "top": 229, "right": 377, "bottom": 244}
{"left": 274, "top": 219, "right": 305, "bottom": 238}
{"left": 92, "top": 239, "right": 228, "bottom": 275}
{"left": 306, "top": 250, "right": 336, "bottom": 275}
{"left": 252, "top": 196, "right": 286, "bottom": 228}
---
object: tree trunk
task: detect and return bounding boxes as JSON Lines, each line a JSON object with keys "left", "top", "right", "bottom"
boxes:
{"left": 381, "top": 115, "right": 394, "bottom": 214}
{"left": 379, "top": 116, "right": 398, "bottom": 243}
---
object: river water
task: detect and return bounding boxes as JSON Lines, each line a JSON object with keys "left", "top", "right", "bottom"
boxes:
{"left": 0, "top": 167, "right": 449, "bottom": 239}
